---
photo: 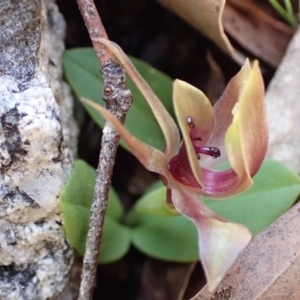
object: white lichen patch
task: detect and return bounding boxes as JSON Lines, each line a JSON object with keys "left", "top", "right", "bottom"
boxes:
{"left": 0, "top": 77, "right": 69, "bottom": 212}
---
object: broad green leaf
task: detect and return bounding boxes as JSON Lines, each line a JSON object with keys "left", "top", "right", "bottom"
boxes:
{"left": 130, "top": 158, "right": 300, "bottom": 261}
{"left": 132, "top": 215, "right": 198, "bottom": 262}
{"left": 132, "top": 181, "right": 178, "bottom": 217}
{"left": 98, "top": 217, "right": 131, "bottom": 263}
{"left": 61, "top": 159, "right": 123, "bottom": 219}
{"left": 60, "top": 159, "right": 130, "bottom": 263}
{"left": 63, "top": 48, "right": 174, "bottom": 152}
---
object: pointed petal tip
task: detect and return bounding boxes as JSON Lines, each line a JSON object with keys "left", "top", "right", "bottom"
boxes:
{"left": 242, "top": 58, "right": 261, "bottom": 71}
{"left": 243, "top": 57, "right": 251, "bottom": 67}
{"left": 81, "top": 97, "right": 95, "bottom": 105}
{"left": 199, "top": 218, "right": 251, "bottom": 292}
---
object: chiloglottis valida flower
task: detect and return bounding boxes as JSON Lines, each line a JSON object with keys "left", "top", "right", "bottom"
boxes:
{"left": 83, "top": 38, "right": 268, "bottom": 291}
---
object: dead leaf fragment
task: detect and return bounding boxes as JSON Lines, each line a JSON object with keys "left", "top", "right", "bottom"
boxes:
{"left": 156, "top": 0, "right": 243, "bottom": 63}
{"left": 191, "top": 201, "right": 300, "bottom": 299}
{"left": 205, "top": 51, "right": 226, "bottom": 106}
{"left": 223, "top": 0, "right": 294, "bottom": 68}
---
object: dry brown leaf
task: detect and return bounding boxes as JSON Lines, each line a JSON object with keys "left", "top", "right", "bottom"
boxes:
{"left": 191, "top": 200, "right": 300, "bottom": 300}
{"left": 139, "top": 259, "right": 197, "bottom": 300}
{"left": 156, "top": 0, "right": 243, "bottom": 63}
{"left": 205, "top": 51, "right": 226, "bottom": 106}
{"left": 223, "top": 0, "right": 294, "bottom": 68}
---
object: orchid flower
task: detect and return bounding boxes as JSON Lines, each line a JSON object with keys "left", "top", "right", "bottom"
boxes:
{"left": 83, "top": 39, "right": 268, "bottom": 291}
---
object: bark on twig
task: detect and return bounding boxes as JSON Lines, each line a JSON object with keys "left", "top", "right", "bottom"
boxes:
{"left": 76, "top": 1, "right": 133, "bottom": 299}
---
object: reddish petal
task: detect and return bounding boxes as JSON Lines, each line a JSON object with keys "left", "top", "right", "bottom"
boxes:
{"left": 201, "top": 60, "right": 252, "bottom": 168}
{"left": 224, "top": 60, "right": 267, "bottom": 194}
{"left": 201, "top": 168, "right": 239, "bottom": 196}
{"left": 199, "top": 60, "right": 267, "bottom": 198}
{"left": 82, "top": 98, "right": 171, "bottom": 185}
{"left": 168, "top": 143, "right": 201, "bottom": 188}
{"left": 171, "top": 184, "right": 251, "bottom": 291}
{"left": 173, "top": 80, "right": 215, "bottom": 186}
{"left": 168, "top": 165, "right": 242, "bottom": 199}
{"left": 96, "top": 38, "right": 180, "bottom": 159}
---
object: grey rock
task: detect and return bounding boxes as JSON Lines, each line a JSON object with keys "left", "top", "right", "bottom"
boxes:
{"left": 0, "top": 0, "right": 77, "bottom": 299}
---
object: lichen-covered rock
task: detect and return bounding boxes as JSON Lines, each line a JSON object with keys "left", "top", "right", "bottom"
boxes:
{"left": 0, "top": 0, "right": 76, "bottom": 299}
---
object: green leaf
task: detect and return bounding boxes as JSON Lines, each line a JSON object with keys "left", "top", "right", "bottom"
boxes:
{"left": 132, "top": 181, "right": 178, "bottom": 217}
{"left": 132, "top": 215, "right": 198, "bottom": 262}
{"left": 98, "top": 218, "right": 131, "bottom": 263}
{"left": 60, "top": 159, "right": 130, "bottom": 263}
{"left": 130, "top": 158, "right": 300, "bottom": 261}
{"left": 61, "top": 159, "right": 123, "bottom": 219}
{"left": 63, "top": 48, "right": 174, "bottom": 152}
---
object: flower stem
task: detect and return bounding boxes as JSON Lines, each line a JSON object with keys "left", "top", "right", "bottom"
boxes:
{"left": 75, "top": 1, "right": 132, "bottom": 299}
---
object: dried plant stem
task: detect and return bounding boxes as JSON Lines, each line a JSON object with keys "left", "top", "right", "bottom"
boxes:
{"left": 76, "top": 1, "right": 132, "bottom": 299}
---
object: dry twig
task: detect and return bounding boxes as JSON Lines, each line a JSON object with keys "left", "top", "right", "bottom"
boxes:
{"left": 76, "top": 1, "right": 133, "bottom": 299}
